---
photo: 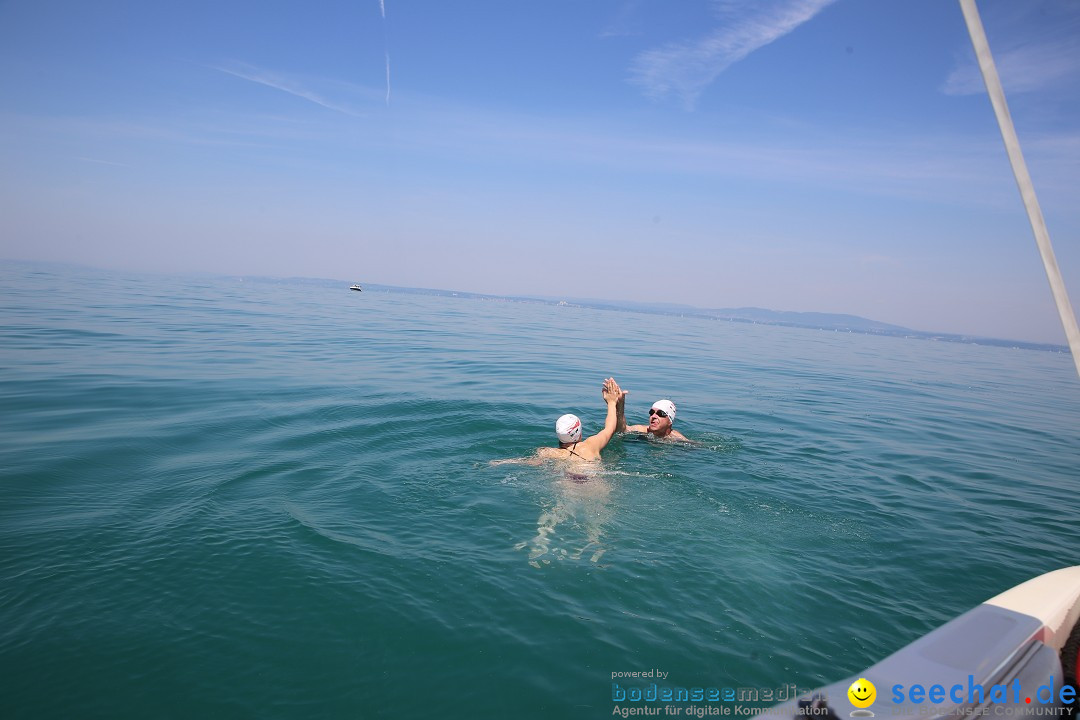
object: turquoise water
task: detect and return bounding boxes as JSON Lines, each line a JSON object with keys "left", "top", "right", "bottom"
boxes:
{"left": 2, "top": 261, "right": 1078, "bottom": 719}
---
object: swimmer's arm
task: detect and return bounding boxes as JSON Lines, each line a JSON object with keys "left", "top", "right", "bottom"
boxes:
{"left": 490, "top": 446, "right": 569, "bottom": 465}
{"left": 580, "top": 385, "right": 620, "bottom": 453}
{"left": 615, "top": 390, "right": 628, "bottom": 432}
{"left": 489, "top": 453, "right": 545, "bottom": 467}
{"left": 623, "top": 424, "right": 648, "bottom": 433}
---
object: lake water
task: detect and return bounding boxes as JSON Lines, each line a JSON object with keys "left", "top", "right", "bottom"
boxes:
{"left": 1, "top": 260, "right": 1077, "bottom": 718}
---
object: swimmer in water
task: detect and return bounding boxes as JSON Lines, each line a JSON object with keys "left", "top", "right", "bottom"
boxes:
{"left": 491, "top": 377, "right": 626, "bottom": 466}
{"left": 617, "top": 396, "right": 689, "bottom": 441}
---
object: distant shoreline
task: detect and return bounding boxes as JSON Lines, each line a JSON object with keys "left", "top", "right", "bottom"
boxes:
{"left": 252, "top": 273, "right": 1070, "bottom": 354}
{"left": 3, "top": 259, "right": 1068, "bottom": 353}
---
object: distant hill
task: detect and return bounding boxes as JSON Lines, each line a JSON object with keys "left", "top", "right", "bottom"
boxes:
{"left": 238, "top": 275, "right": 1069, "bottom": 354}
{"left": 8, "top": 260, "right": 1065, "bottom": 353}
{"left": 702, "top": 307, "right": 911, "bottom": 333}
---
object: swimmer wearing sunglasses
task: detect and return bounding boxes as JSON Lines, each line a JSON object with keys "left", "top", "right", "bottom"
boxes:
{"left": 618, "top": 397, "right": 688, "bottom": 441}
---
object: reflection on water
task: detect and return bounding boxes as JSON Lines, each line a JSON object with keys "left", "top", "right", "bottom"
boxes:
{"left": 4, "top": 263, "right": 1080, "bottom": 718}
{"left": 515, "top": 468, "right": 614, "bottom": 567}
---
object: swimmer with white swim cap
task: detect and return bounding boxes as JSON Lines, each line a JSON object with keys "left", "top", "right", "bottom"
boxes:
{"left": 618, "top": 396, "right": 689, "bottom": 441}
{"left": 490, "top": 377, "right": 626, "bottom": 465}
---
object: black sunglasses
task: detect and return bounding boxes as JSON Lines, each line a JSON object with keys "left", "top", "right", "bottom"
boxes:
{"left": 649, "top": 408, "right": 668, "bottom": 418}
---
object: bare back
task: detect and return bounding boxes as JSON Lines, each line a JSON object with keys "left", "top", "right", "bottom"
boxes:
{"left": 537, "top": 442, "right": 602, "bottom": 463}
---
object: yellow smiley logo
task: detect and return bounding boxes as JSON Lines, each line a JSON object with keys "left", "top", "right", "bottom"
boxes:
{"left": 847, "top": 678, "right": 876, "bottom": 708}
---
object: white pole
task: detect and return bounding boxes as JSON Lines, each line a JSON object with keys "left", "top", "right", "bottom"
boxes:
{"left": 958, "top": 0, "right": 1080, "bottom": 379}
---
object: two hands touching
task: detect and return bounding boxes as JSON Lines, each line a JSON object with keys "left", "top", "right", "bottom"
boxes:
{"left": 602, "top": 377, "right": 628, "bottom": 405}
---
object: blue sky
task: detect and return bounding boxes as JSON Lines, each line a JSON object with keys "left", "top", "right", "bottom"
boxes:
{"left": 1, "top": 0, "right": 1078, "bottom": 344}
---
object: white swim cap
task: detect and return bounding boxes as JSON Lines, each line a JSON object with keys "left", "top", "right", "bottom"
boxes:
{"left": 651, "top": 400, "right": 676, "bottom": 422}
{"left": 555, "top": 414, "right": 582, "bottom": 443}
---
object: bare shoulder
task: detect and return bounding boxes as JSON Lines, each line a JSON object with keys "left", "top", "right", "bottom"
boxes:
{"left": 669, "top": 429, "right": 691, "bottom": 442}
{"left": 572, "top": 439, "right": 604, "bottom": 460}
{"left": 536, "top": 447, "right": 562, "bottom": 459}
{"left": 624, "top": 424, "right": 648, "bottom": 433}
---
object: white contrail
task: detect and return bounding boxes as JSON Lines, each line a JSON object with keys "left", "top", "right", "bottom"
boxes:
{"left": 379, "top": 0, "right": 390, "bottom": 105}
{"left": 74, "top": 156, "right": 132, "bottom": 168}
{"left": 385, "top": 52, "right": 391, "bottom": 105}
{"left": 943, "top": 40, "right": 1080, "bottom": 96}
{"left": 214, "top": 63, "right": 364, "bottom": 116}
{"left": 630, "top": 0, "right": 837, "bottom": 108}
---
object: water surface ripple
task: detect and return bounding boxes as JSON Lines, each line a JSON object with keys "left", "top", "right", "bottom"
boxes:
{"left": 1, "top": 262, "right": 1078, "bottom": 718}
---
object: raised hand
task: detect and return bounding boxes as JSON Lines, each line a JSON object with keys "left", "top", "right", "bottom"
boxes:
{"left": 602, "top": 377, "right": 627, "bottom": 404}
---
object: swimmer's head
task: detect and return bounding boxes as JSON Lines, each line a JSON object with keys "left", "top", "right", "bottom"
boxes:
{"left": 650, "top": 400, "right": 676, "bottom": 422}
{"left": 555, "top": 414, "right": 582, "bottom": 444}
{"left": 648, "top": 400, "right": 676, "bottom": 432}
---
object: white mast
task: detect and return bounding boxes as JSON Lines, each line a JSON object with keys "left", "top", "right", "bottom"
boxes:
{"left": 958, "top": 0, "right": 1080, "bottom": 379}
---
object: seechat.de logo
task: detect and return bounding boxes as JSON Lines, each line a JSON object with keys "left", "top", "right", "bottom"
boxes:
{"left": 848, "top": 678, "right": 877, "bottom": 717}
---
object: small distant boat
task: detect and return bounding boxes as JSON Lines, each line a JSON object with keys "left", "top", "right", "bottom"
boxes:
{"left": 349, "top": 284, "right": 362, "bottom": 292}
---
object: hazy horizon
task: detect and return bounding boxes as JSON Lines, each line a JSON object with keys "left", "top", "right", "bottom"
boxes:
{"left": 2, "top": 0, "right": 1079, "bottom": 344}
{"left": 7, "top": 256, "right": 1072, "bottom": 350}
